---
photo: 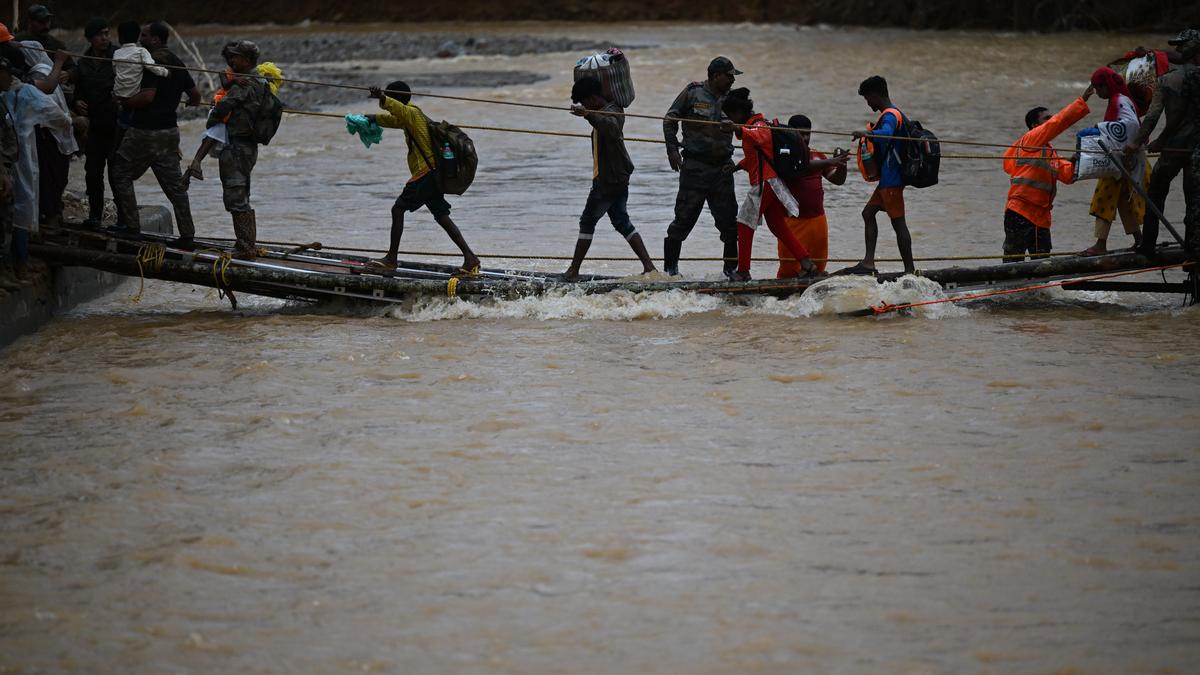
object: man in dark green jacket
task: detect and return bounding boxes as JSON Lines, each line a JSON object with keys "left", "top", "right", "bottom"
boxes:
{"left": 662, "top": 56, "right": 741, "bottom": 277}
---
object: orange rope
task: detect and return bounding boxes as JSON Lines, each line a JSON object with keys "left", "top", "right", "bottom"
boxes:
{"left": 868, "top": 262, "right": 1193, "bottom": 315}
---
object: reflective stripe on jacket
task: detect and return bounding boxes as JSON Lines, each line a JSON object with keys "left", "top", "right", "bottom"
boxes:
{"left": 1003, "top": 97, "right": 1089, "bottom": 229}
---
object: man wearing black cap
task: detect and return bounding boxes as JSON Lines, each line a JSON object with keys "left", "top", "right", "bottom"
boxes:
{"left": 15, "top": 5, "right": 72, "bottom": 70}
{"left": 74, "top": 18, "right": 122, "bottom": 228}
{"left": 662, "top": 56, "right": 742, "bottom": 278}
{"left": 1128, "top": 29, "right": 1200, "bottom": 255}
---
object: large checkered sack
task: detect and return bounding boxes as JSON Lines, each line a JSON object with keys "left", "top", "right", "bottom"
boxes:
{"left": 573, "top": 48, "right": 635, "bottom": 108}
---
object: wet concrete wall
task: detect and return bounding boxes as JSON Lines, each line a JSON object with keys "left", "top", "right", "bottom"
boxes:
{"left": 0, "top": 206, "right": 173, "bottom": 351}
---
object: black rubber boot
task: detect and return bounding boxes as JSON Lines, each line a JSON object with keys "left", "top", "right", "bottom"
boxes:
{"left": 84, "top": 193, "right": 104, "bottom": 229}
{"left": 232, "top": 210, "right": 257, "bottom": 260}
{"left": 722, "top": 239, "right": 738, "bottom": 280}
{"left": 663, "top": 237, "right": 682, "bottom": 276}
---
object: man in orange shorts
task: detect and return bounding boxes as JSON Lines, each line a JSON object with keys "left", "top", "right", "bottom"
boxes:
{"left": 776, "top": 114, "right": 849, "bottom": 277}
{"left": 843, "top": 75, "right": 916, "bottom": 275}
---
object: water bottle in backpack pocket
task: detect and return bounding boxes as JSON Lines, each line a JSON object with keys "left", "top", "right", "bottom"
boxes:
{"left": 441, "top": 142, "right": 459, "bottom": 178}
{"left": 857, "top": 135, "right": 880, "bottom": 182}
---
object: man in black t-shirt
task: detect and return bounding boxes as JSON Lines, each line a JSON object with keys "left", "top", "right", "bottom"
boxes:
{"left": 110, "top": 21, "right": 199, "bottom": 245}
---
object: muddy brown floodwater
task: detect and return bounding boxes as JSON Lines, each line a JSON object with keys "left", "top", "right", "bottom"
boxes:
{"left": 2, "top": 22, "right": 1199, "bottom": 673}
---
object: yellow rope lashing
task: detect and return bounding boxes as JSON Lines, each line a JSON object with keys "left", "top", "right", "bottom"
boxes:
{"left": 129, "top": 243, "right": 165, "bottom": 303}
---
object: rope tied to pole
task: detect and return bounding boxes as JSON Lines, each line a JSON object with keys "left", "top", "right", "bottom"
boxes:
{"left": 130, "top": 243, "right": 166, "bottom": 303}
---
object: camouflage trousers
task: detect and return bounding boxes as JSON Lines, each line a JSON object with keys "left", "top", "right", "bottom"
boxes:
{"left": 218, "top": 139, "right": 258, "bottom": 214}
{"left": 1189, "top": 147, "right": 1200, "bottom": 247}
{"left": 666, "top": 157, "right": 739, "bottom": 245}
{"left": 110, "top": 127, "right": 195, "bottom": 237}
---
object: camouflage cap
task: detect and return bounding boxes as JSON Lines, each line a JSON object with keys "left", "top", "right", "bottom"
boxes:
{"left": 28, "top": 4, "right": 52, "bottom": 20}
{"left": 708, "top": 56, "right": 743, "bottom": 76}
{"left": 221, "top": 39, "right": 260, "bottom": 62}
{"left": 1167, "top": 28, "right": 1200, "bottom": 47}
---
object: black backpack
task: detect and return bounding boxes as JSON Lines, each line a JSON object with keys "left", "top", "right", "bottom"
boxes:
{"left": 253, "top": 82, "right": 284, "bottom": 146}
{"left": 895, "top": 117, "right": 940, "bottom": 189}
{"left": 419, "top": 113, "right": 478, "bottom": 195}
{"left": 769, "top": 127, "right": 810, "bottom": 180}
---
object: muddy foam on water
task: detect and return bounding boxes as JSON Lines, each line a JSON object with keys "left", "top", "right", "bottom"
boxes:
{"left": 4, "top": 22, "right": 1198, "bottom": 674}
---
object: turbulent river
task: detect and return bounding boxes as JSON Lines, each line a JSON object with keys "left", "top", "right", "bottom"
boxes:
{"left": 2, "top": 22, "right": 1198, "bottom": 672}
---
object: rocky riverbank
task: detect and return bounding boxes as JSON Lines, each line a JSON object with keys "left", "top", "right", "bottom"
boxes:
{"left": 160, "top": 30, "right": 626, "bottom": 111}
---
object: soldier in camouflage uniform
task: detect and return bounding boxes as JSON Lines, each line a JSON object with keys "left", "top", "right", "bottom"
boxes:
{"left": 1131, "top": 29, "right": 1200, "bottom": 255}
{"left": 0, "top": 58, "right": 21, "bottom": 292}
{"left": 210, "top": 40, "right": 269, "bottom": 259}
{"left": 662, "top": 57, "right": 742, "bottom": 278}
{"left": 1185, "top": 63, "right": 1200, "bottom": 248}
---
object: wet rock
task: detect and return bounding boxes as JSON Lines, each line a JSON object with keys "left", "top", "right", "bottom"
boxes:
{"left": 435, "top": 40, "right": 462, "bottom": 58}
{"left": 168, "top": 30, "right": 643, "bottom": 112}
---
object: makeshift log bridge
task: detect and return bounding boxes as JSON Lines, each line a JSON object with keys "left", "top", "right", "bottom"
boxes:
{"left": 31, "top": 225, "right": 1197, "bottom": 309}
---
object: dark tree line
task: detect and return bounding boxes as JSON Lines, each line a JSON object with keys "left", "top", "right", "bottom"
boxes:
{"left": 40, "top": 0, "right": 1197, "bottom": 32}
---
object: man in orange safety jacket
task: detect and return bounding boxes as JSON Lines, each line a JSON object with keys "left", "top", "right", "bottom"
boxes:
{"left": 1002, "top": 85, "right": 1095, "bottom": 261}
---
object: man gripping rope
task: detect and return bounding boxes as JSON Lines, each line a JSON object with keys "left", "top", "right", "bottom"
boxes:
{"left": 1127, "top": 29, "right": 1200, "bottom": 256}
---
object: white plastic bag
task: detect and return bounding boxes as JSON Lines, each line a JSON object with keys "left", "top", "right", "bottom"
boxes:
{"left": 737, "top": 180, "right": 799, "bottom": 229}
{"left": 1073, "top": 121, "right": 1144, "bottom": 182}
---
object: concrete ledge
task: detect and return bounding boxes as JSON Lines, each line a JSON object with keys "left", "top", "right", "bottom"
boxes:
{"left": 0, "top": 206, "right": 173, "bottom": 350}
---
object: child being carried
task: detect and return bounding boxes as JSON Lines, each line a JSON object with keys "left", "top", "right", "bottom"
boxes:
{"left": 183, "top": 59, "right": 282, "bottom": 186}
{"left": 112, "top": 21, "right": 168, "bottom": 101}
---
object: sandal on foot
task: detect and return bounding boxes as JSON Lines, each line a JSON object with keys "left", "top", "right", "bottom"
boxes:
{"left": 452, "top": 263, "right": 481, "bottom": 278}
{"left": 1078, "top": 246, "right": 1106, "bottom": 257}
{"left": 365, "top": 258, "right": 396, "bottom": 271}
{"left": 833, "top": 263, "right": 877, "bottom": 276}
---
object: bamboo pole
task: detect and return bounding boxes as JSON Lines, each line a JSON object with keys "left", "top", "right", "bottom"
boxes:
{"left": 31, "top": 239, "right": 1191, "bottom": 306}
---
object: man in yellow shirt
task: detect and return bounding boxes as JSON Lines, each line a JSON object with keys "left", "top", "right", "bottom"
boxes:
{"left": 366, "top": 81, "right": 479, "bottom": 275}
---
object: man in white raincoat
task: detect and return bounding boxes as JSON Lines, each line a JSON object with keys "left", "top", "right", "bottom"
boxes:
{"left": 1, "top": 46, "right": 72, "bottom": 279}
